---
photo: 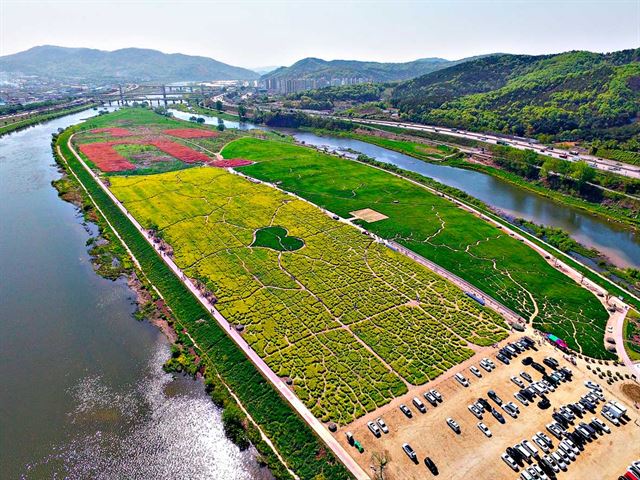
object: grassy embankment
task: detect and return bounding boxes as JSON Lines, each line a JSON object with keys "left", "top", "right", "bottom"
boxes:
{"left": 223, "top": 137, "right": 614, "bottom": 359}
{"left": 171, "top": 100, "right": 242, "bottom": 122}
{"left": 55, "top": 120, "right": 352, "bottom": 480}
{"left": 330, "top": 125, "right": 640, "bottom": 228}
{"left": 623, "top": 309, "right": 640, "bottom": 362}
{"left": 0, "top": 103, "right": 98, "bottom": 137}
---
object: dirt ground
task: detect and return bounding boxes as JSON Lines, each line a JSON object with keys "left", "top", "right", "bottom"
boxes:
{"left": 336, "top": 337, "right": 640, "bottom": 480}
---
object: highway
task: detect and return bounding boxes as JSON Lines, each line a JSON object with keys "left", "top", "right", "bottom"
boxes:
{"left": 347, "top": 117, "right": 640, "bottom": 179}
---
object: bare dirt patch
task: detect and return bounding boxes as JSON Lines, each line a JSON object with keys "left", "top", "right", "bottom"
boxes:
{"left": 350, "top": 208, "right": 389, "bottom": 223}
{"left": 621, "top": 382, "right": 640, "bottom": 403}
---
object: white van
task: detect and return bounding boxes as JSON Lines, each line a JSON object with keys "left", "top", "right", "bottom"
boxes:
{"left": 455, "top": 372, "right": 469, "bottom": 387}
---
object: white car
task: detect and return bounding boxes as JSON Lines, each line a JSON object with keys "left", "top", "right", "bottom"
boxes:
{"left": 468, "top": 404, "right": 483, "bottom": 419}
{"left": 455, "top": 373, "right": 469, "bottom": 387}
{"left": 477, "top": 421, "right": 492, "bottom": 437}
{"left": 551, "top": 451, "right": 567, "bottom": 470}
{"left": 591, "top": 417, "right": 610, "bottom": 434}
{"left": 470, "top": 366, "right": 482, "bottom": 378}
{"left": 501, "top": 453, "right": 519, "bottom": 472}
{"left": 602, "top": 409, "right": 620, "bottom": 426}
{"left": 533, "top": 434, "right": 550, "bottom": 453}
{"left": 367, "top": 421, "right": 381, "bottom": 437}
{"left": 511, "top": 376, "right": 525, "bottom": 388}
{"left": 376, "top": 417, "right": 389, "bottom": 434}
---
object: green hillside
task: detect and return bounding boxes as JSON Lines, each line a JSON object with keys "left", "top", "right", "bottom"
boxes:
{"left": 391, "top": 49, "right": 640, "bottom": 140}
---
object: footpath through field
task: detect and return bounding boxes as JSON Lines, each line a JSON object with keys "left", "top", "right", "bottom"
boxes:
{"left": 64, "top": 136, "right": 371, "bottom": 480}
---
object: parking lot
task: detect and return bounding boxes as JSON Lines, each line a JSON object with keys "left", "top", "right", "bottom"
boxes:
{"left": 337, "top": 335, "right": 640, "bottom": 480}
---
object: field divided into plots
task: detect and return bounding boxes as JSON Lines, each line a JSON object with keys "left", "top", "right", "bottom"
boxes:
{"left": 221, "top": 137, "right": 611, "bottom": 359}
{"left": 110, "top": 166, "right": 508, "bottom": 423}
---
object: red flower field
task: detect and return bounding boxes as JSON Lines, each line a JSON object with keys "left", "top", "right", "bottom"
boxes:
{"left": 78, "top": 137, "right": 212, "bottom": 171}
{"left": 79, "top": 142, "right": 135, "bottom": 172}
{"left": 209, "top": 158, "right": 253, "bottom": 168}
{"left": 90, "top": 127, "right": 132, "bottom": 137}
{"left": 163, "top": 128, "right": 219, "bottom": 139}
{"left": 150, "top": 140, "right": 210, "bottom": 163}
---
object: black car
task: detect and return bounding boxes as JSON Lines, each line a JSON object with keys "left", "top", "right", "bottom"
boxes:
{"left": 579, "top": 398, "right": 596, "bottom": 412}
{"left": 567, "top": 431, "right": 585, "bottom": 449}
{"left": 496, "top": 353, "right": 510, "bottom": 365}
{"left": 500, "top": 348, "right": 513, "bottom": 359}
{"left": 521, "top": 356, "right": 533, "bottom": 366}
{"left": 538, "top": 458, "right": 555, "bottom": 478}
{"left": 531, "top": 362, "right": 547, "bottom": 375}
{"left": 552, "top": 412, "right": 569, "bottom": 428}
{"left": 543, "top": 358, "right": 558, "bottom": 370}
{"left": 507, "top": 446, "right": 524, "bottom": 465}
{"left": 560, "top": 367, "right": 573, "bottom": 380}
{"left": 520, "top": 388, "right": 534, "bottom": 402}
{"left": 478, "top": 398, "right": 492, "bottom": 411}
{"left": 521, "top": 371, "right": 533, "bottom": 383}
{"left": 538, "top": 398, "right": 551, "bottom": 409}
{"left": 589, "top": 420, "right": 604, "bottom": 435}
{"left": 488, "top": 390, "right": 503, "bottom": 405}
{"left": 568, "top": 404, "right": 583, "bottom": 418}
{"left": 579, "top": 422, "right": 597, "bottom": 438}
{"left": 424, "top": 457, "right": 438, "bottom": 475}
{"left": 491, "top": 408, "right": 506, "bottom": 424}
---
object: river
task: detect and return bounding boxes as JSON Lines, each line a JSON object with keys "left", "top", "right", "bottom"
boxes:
{"left": 170, "top": 109, "right": 639, "bottom": 269}
{"left": 0, "top": 110, "right": 272, "bottom": 479}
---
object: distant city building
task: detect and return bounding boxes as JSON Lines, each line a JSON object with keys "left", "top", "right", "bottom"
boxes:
{"left": 262, "top": 77, "right": 372, "bottom": 94}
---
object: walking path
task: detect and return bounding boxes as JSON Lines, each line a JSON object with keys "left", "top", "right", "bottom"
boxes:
{"left": 65, "top": 136, "right": 371, "bottom": 480}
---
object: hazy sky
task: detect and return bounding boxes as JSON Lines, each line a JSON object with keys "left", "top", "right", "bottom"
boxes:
{"left": 1, "top": 0, "right": 639, "bottom": 68}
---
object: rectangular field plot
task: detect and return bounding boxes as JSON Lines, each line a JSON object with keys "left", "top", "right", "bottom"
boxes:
{"left": 110, "top": 166, "right": 509, "bottom": 424}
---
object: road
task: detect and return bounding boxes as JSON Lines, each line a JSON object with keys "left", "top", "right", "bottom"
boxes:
{"left": 64, "top": 136, "right": 372, "bottom": 480}
{"left": 346, "top": 118, "right": 640, "bottom": 179}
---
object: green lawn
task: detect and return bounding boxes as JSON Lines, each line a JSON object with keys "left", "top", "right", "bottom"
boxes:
{"left": 252, "top": 226, "right": 304, "bottom": 251}
{"left": 223, "top": 137, "right": 612, "bottom": 359}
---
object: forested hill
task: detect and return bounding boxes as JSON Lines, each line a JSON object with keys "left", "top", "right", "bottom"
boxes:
{"left": 391, "top": 49, "right": 640, "bottom": 140}
{"left": 0, "top": 45, "right": 259, "bottom": 82}
{"left": 261, "top": 56, "right": 483, "bottom": 83}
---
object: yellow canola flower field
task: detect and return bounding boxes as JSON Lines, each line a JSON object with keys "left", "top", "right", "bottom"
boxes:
{"left": 110, "top": 166, "right": 508, "bottom": 424}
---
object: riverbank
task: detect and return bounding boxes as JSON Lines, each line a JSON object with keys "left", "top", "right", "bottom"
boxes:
{"left": 0, "top": 102, "right": 99, "bottom": 137}
{"left": 53, "top": 124, "right": 352, "bottom": 480}
{"left": 316, "top": 126, "right": 640, "bottom": 229}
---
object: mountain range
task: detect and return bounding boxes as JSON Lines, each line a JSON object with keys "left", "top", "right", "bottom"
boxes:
{"left": 0, "top": 46, "right": 259, "bottom": 83}
{"left": 260, "top": 56, "right": 484, "bottom": 83}
{"left": 390, "top": 49, "right": 640, "bottom": 139}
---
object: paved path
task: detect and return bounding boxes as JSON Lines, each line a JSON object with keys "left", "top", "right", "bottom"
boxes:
{"left": 65, "top": 136, "right": 371, "bottom": 480}
{"left": 610, "top": 306, "right": 640, "bottom": 381}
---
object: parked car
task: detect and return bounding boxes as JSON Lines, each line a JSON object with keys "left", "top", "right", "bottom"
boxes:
{"left": 455, "top": 372, "right": 469, "bottom": 387}
{"left": 423, "top": 391, "right": 438, "bottom": 407}
{"left": 446, "top": 417, "right": 461, "bottom": 434}
{"left": 511, "top": 376, "right": 525, "bottom": 388}
{"left": 479, "top": 360, "right": 492, "bottom": 372}
{"left": 430, "top": 389, "right": 443, "bottom": 402}
{"left": 468, "top": 404, "right": 483, "bottom": 419}
{"left": 501, "top": 453, "right": 520, "bottom": 472}
{"left": 470, "top": 366, "right": 482, "bottom": 378}
{"left": 591, "top": 416, "right": 610, "bottom": 434}
{"left": 585, "top": 380, "right": 602, "bottom": 391}
{"left": 502, "top": 403, "right": 518, "bottom": 418}
{"left": 520, "top": 371, "right": 533, "bottom": 383}
{"left": 491, "top": 408, "right": 506, "bottom": 424}
{"left": 376, "top": 417, "right": 389, "bottom": 434}
{"left": 424, "top": 457, "right": 438, "bottom": 475}
{"left": 367, "top": 421, "right": 381, "bottom": 437}
{"left": 497, "top": 353, "right": 510, "bottom": 365}
{"left": 483, "top": 357, "right": 496, "bottom": 369}
{"left": 402, "top": 443, "right": 417, "bottom": 462}
{"left": 488, "top": 390, "right": 503, "bottom": 405}
{"left": 412, "top": 397, "right": 427, "bottom": 413}
{"left": 399, "top": 404, "right": 412, "bottom": 418}
{"left": 514, "top": 392, "right": 529, "bottom": 406}
{"left": 477, "top": 422, "right": 492, "bottom": 437}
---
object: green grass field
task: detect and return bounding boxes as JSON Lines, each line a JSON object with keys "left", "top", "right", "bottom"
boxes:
{"left": 252, "top": 226, "right": 304, "bottom": 251}
{"left": 222, "top": 137, "right": 612, "bottom": 359}
{"left": 110, "top": 166, "right": 509, "bottom": 423}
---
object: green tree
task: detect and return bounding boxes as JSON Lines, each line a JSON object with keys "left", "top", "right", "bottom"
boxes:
{"left": 215, "top": 100, "right": 223, "bottom": 111}
{"left": 238, "top": 103, "right": 247, "bottom": 119}
{"left": 571, "top": 160, "right": 596, "bottom": 187}
{"left": 217, "top": 117, "right": 225, "bottom": 132}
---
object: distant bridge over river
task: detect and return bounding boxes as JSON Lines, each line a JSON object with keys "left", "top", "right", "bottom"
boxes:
{"left": 96, "top": 83, "right": 226, "bottom": 106}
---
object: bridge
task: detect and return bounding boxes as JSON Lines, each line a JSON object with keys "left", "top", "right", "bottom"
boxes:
{"left": 96, "top": 83, "right": 227, "bottom": 106}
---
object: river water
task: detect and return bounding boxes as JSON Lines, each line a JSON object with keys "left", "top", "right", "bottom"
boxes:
{"left": 170, "top": 109, "right": 639, "bottom": 268}
{"left": 0, "top": 111, "right": 271, "bottom": 479}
